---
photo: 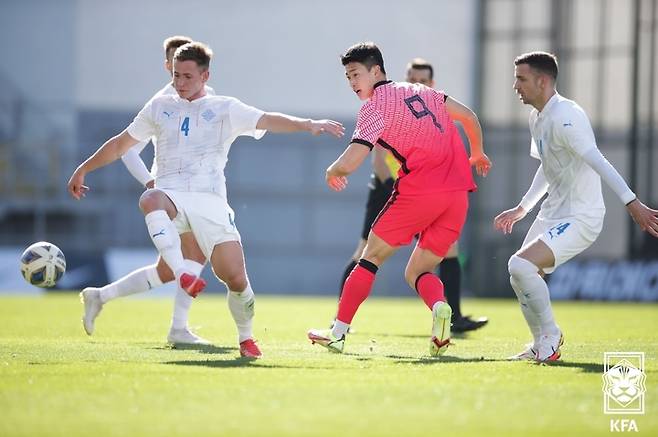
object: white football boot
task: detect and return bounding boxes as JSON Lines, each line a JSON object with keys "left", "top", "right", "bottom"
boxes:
{"left": 167, "top": 326, "right": 211, "bottom": 346}
{"left": 429, "top": 301, "right": 452, "bottom": 357}
{"left": 535, "top": 332, "right": 564, "bottom": 362}
{"left": 507, "top": 343, "right": 537, "bottom": 361}
{"left": 307, "top": 329, "right": 345, "bottom": 353}
{"left": 80, "top": 287, "right": 103, "bottom": 335}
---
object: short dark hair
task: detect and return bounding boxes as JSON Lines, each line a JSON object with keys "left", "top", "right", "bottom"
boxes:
{"left": 174, "top": 42, "right": 213, "bottom": 71}
{"left": 514, "top": 51, "right": 558, "bottom": 80}
{"left": 163, "top": 35, "right": 193, "bottom": 58}
{"left": 408, "top": 57, "right": 433, "bottom": 80}
{"left": 340, "top": 42, "right": 386, "bottom": 74}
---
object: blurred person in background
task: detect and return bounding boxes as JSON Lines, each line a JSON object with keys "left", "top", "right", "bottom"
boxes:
{"left": 495, "top": 51, "right": 658, "bottom": 362}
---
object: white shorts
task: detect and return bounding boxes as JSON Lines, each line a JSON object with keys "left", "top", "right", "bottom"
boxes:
{"left": 520, "top": 216, "right": 603, "bottom": 274}
{"left": 161, "top": 189, "right": 241, "bottom": 260}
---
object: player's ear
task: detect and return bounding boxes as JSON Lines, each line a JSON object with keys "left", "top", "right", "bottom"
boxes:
{"left": 201, "top": 69, "right": 210, "bottom": 83}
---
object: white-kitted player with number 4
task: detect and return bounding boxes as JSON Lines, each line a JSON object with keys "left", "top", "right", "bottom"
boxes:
{"left": 494, "top": 51, "right": 658, "bottom": 363}
{"left": 80, "top": 35, "right": 216, "bottom": 347}
{"left": 68, "top": 42, "right": 345, "bottom": 358}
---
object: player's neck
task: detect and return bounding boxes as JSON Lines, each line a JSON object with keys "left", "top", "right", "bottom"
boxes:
{"left": 186, "top": 89, "right": 207, "bottom": 102}
{"left": 535, "top": 89, "right": 556, "bottom": 112}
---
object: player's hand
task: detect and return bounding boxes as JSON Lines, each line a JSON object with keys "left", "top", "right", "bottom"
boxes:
{"left": 469, "top": 152, "right": 492, "bottom": 177}
{"left": 67, "top": 168, "right": 90, "bottom": 200}
{"left": 627, "top": 199, "right": 658, "bottom": 238}
{"left": 326, "top": 174, "right": 348, "bottom": 192}
{"left": 310, "top": 120, "right": 345, "bottom": 138}
{"left": 145, "top": 179, "right": 155, "bottom": 189}
{"left": 493, "top": 205, "right": 527, "bottom": 234}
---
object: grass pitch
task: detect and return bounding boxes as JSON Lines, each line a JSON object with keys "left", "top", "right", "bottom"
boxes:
{"left": 0, "top": 294, "right": 656, "bottom": 436}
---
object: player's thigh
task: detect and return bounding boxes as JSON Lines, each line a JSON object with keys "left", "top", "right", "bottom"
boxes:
{"left": 362, "top": 232, "right": 398, "bottom": 266}
{"left": 516, "top": 239, "right": 556, "bottom": 272}
{"left": 180, "top": 231, "right": 206, "bottom": 263}
{"left": 210, "top": 241, "right": 247, "bottom": 290}
{"left": 405, "top": 244, "right": 444, "bottom": 285}
{"left": 418, "top": 191, "right": 468, "bottom": 258}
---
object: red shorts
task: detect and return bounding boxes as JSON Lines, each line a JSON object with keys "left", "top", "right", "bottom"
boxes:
{"left": 371, "top": 190, "right": 468, "bottom": 257}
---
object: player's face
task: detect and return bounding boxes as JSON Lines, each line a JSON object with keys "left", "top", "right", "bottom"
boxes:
{"left": 173, "top": 60, "right": 209, "bottom": 101}
{"left": 406, "top": 68, "right": 434, "bottom": 87}
{"left": 345, "top": 62, "right": 378, "bottom": 100}
{"left": 513, "top": 63, "right": 542, "bottom": 105}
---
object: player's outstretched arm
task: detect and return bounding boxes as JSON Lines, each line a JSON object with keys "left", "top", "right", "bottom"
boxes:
{"left": 67, "top": 130, "right": 140, "bottom": 200}
{"left": 256, "top": 113, "right": 345, "bottom": 138}
{"left": 445, "top": 97, "right": 491, "bottom": 176}
{"left": 325, "top": 143, "right": 371, "bottom": 192}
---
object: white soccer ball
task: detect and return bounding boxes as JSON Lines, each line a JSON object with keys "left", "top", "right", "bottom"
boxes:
{"left": 20, "top": 241, "right": 66, "bottom": 288}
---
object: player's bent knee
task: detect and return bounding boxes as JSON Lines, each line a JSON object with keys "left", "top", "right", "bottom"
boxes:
{"left": 139, "top": 189, "right": 167, "bottom": 213}
{"left": 508, "top": 255, "right": 538, "bottom": 279}
{"left": 220, "top": 272, "right": 248, "bottom": 292}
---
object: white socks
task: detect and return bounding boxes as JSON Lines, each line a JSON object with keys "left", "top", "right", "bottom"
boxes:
{"left": 171, "top": 259, "right": 204, "bottom": 330}
{"left": 331, "top": 320, "right": 350, "bottom": 339}
{"left": 509, "top": 276, "right": 541, "bottom": 346}
{"left": 508, "top": 255, "right": 560, "bottom": 338}
{"left": 227, "top": 283, "right": 255, "bottom": 343}
{"left": 145, "top": 210, "right": 185, "bottom": 277}
{"left": 99, "top": 265, "right": 162, "bottom": 304}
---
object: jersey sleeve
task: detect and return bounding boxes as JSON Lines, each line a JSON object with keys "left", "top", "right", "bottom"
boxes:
{"left": 554, "top": 108, "right": 597, "bottom": 157}
{"left": 127, "top": 99, "right": 156, "bottom": 142}
{"left": 351, "top": 102, "right": 384, "bottom": 150}
{"left": 228, "top": 98, "right": 266, "bottom": 140}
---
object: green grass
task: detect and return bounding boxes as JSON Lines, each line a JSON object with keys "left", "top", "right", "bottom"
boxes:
{"left": 0, "top": 294, "right": 656, "bottom": 437}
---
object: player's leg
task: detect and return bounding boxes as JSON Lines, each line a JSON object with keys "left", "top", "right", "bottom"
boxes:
{"left": 309, "top": 232, "right": 398, "bottom": 353}
{"left": 339, "top": 175, "right": 393, "bottom": 295}
{"left": 80, "top": 261, "right": 164, "bottom": 335}
{"left": 167, "top": 232, "right": 209, "bottom": 345}
{"left": 405, "top": 244, "right": 453, "bottom": 356}
{"left": 209, "top": 241, "right": 260, "bottom": 358}
{"left": 139, "top": 189, "right": 198, "bottom": 290}
{"left": 412, "top": 190, "right": 469, "bottom": 356}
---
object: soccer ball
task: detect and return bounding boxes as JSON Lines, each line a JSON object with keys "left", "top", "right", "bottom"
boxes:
{"left": 20, "top": 241, "right": 66, "bottom": 288}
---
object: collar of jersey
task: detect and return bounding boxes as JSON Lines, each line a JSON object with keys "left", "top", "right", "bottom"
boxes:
{"left": 374, "top": 80, "right": 392, "bottom": 90}
{"left": 172, "top": 93, "right": 211, "bottom": 105}
{"left": 538, "top": 92, "right": 561, "bottom": 117}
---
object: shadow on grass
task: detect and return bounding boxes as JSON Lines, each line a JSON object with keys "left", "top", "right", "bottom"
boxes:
{"left": 389, "top": 355, "right": 506, "bottom": 365}
{"left": 163, "top": 358, "right": 321, "bottom": 369}
{"left": 357, "top": 332, "right": 480, "bottom": 341}
{"left": 149, "top": 344, "right": 237, "bottom": 355}
{"left": 541, "top": 360, "right": 602, "bottom": 373}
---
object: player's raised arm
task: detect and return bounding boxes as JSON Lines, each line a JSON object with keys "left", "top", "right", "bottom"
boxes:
{"left": 325, "top": 142, "right": 371, "bottom": 192}
{"left": 67, "top": 130, "right": 140, "bottom": 200}
{"left": 445, "top": 97, "right": 491, "bottom": 177}
{"left": 256, "top": 112, "right": 344, "bottom": 137}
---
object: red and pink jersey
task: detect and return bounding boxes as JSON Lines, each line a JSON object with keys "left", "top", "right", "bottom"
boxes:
{"left": 352, "top": 80, "right": 476, "bottom": 195}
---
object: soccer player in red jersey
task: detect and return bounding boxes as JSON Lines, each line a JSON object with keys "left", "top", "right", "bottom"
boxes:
{"left": 308, "top": 42, "right": 491, "bottom": 356}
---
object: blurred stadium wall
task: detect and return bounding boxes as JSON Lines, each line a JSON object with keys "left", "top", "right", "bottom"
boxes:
{"left": 0, "top": 0, "right": 656, "bottom": 299}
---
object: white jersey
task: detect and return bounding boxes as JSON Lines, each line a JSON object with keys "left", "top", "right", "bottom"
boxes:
{"left": 132, "top": 82, "right": 216, "bottom": 155}
{"left": 528, "top": 93, "right": 605, "bottom": 223}
{"left": 127, "top": 93, "right": 265, "bottom": 197}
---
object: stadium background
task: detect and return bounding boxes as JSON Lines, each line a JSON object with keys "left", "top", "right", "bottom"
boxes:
{"left": 0, "top": 0, "right": 656, "bottom": 299}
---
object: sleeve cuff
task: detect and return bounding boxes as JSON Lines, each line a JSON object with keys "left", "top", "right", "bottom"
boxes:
{"left": 352, "top": 139, "right": 374, "bottom": 150}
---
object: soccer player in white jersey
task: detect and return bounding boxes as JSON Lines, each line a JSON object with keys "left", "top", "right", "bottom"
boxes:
{"left": 494, "top": 51, "right": 658, "bottom": 362}
{"left": 68, "top": 42, "right": 344, "bottom": 358}
{"left": 79, "top": 36, "right": 216, "bottom": 346}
